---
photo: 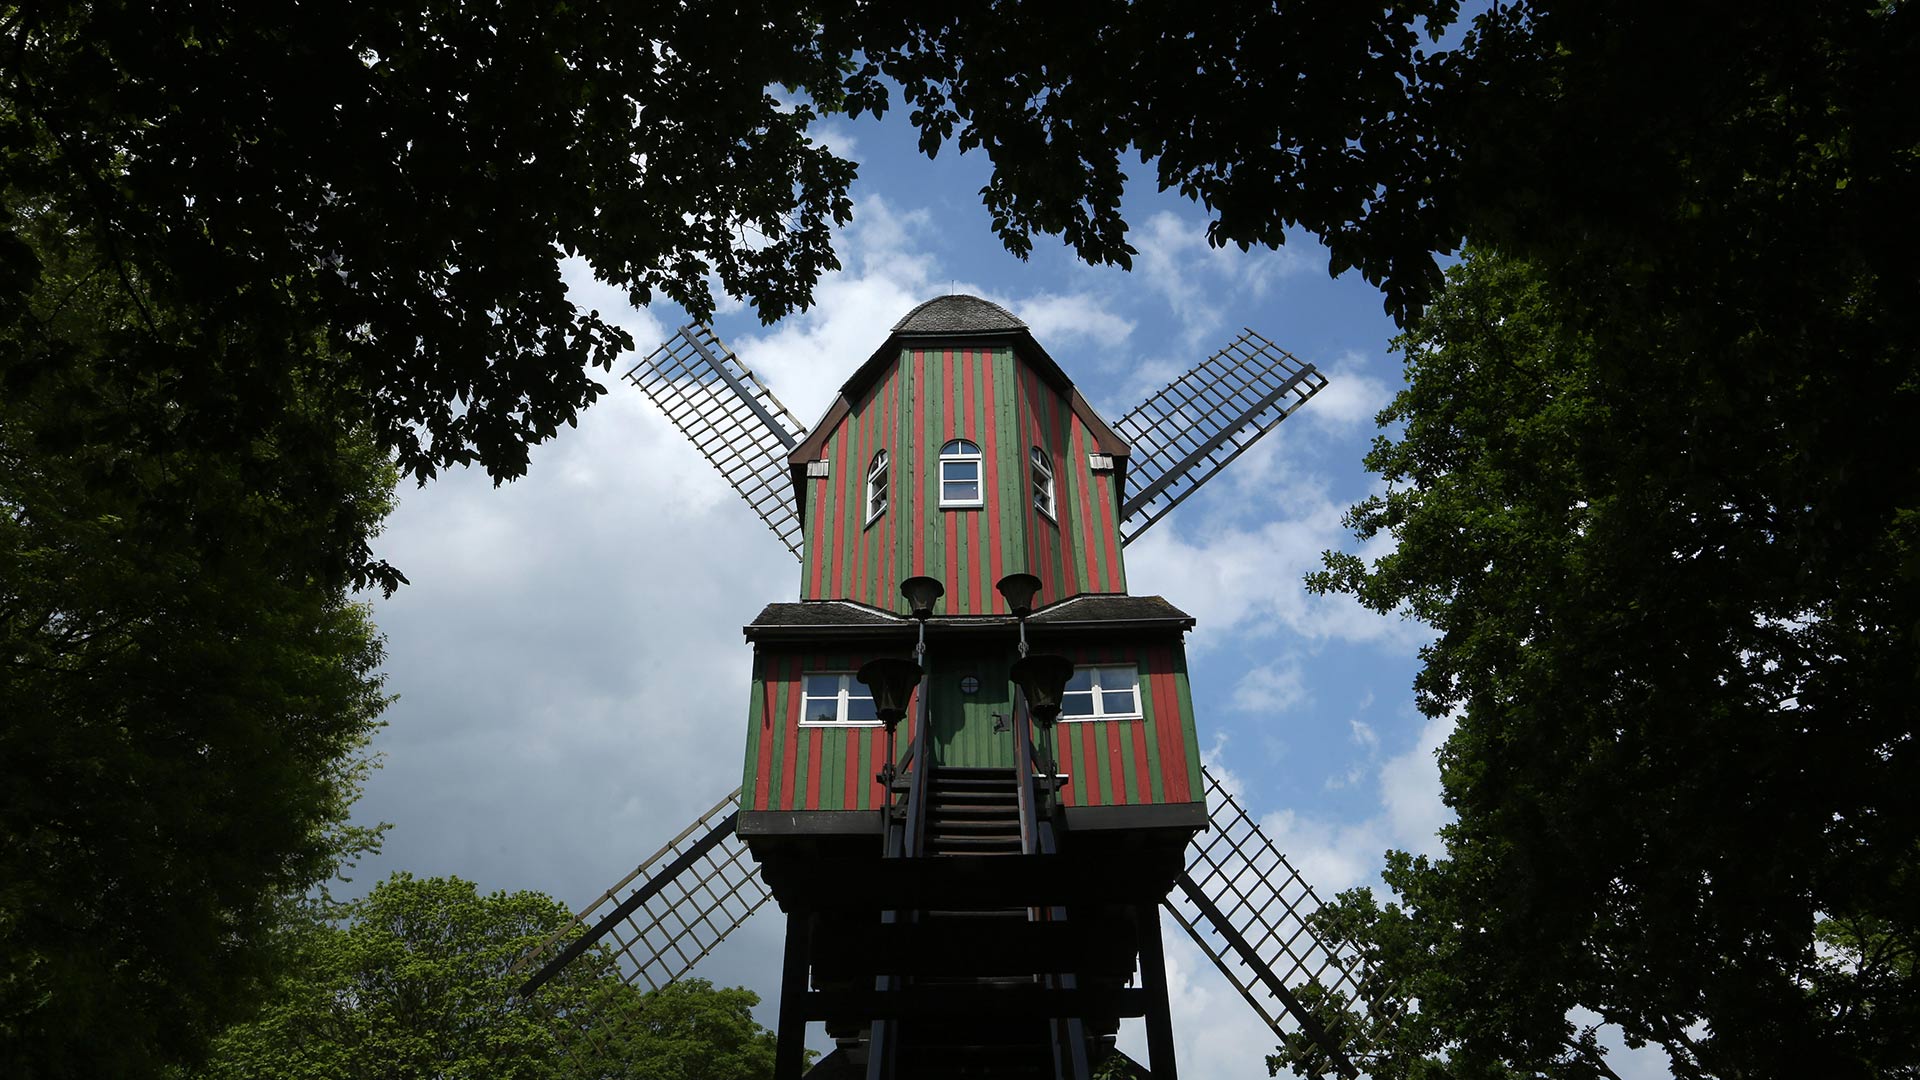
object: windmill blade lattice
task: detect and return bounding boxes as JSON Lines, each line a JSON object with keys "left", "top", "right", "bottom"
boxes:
{"left": 626, "top": 324, "right": 809, "bottom": 558}
{"left": 1165, "top": 764, "right": 1368, "bottom": 1078}
{"left": 1116, "top": 329, "right": 1328, "bottom": 546}
{"left": 514, "top": 788, "right": 771, "bottom": 1000}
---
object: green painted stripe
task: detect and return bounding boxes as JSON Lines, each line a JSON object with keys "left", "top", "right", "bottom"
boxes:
{"left": 972, "top": 350, "right": 992, "bottom": 614}
{"left": 1139, "top": 662, "right": 1165, "bottom": 802}
{"left": 1174, "top": 655, "right": 1203, "bottom": 799}
{"left": 839, "top": 410, "right": 859, "bottom": 600}
{"left": 898, "top": 350, "right": 913, "bottom": 612}
{"left": 995, "top": 349, "right": 1022, "bottom": 586}
{"left": 1118, "top": 717, "right": 1140, "bottom": 805}
{"left": 1077, "top": 421, "right": 1112, "bottom": 592}
{"left": 768, "top": 655, "right": 792, "bottom": 810}
{"left": 924, "top": 350, "right": 944, "bottom": 599}
{"left": 742, "top": 656, "right": 766, "bottom": 801}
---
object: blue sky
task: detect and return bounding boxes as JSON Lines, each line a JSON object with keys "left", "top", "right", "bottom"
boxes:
{"left": 343, "top": 103, "right": 1668, "bottom": 1078}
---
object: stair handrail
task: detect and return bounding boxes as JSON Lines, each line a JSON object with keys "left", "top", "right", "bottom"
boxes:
{"left": 900, "top": 670, "right": 932, "bottom": 859}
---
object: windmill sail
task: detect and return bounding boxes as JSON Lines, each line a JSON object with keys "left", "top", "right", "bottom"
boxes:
{"left": 514, "top": 788, "right": 770, "bottom": 999}
{"left": 1165, "top": 765, "right": 1367, "bottom": 1079}
{"left": 625, "top": 324, "right": 809, "bottom": 558}
{"left": 1116, "top": 329, "right": 1328, "bottom": 546}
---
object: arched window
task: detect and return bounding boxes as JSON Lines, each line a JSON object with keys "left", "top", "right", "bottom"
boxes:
{"left": 1030, "top": 446, "right": 1055, "bottom": 519}
{"left": 938, "top": 439, "right": 982, "bottom": 507}
{"left": 866, "top": 450, "right": 889, "bottom": 523}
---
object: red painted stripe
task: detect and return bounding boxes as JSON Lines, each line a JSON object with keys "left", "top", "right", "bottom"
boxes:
{"left": 1022, "top": 365, "right": 1055, "bottom": 606}
{"left": 779, "top": 653, "right": 805, "bottom": 810}
{"left": 1093, "top": 423, "right": 1123, "bottom": 591}
{"left": 943, "top": 350, "right": 959, "bottom": 611}
{"left": 1103, "top": 720, "right": 1124, "bottom": 805}
{"left": 911, "top": 351, "right": 926, "bottom": 580}
{"left": 805, "top": 722, "right": 825, "bottom": 811}
{"left": 753, "top": 656, "right": 778, "bottom": 811}
{"left": 1131, "top": 708, "right": 1152, "bottom": 804}
{"left": 960, "top": 348, "right": 978, "bottom": 613}
{"left": 980, "top": 350, "right": 1005, "bottom": 613}
{"left": 827, "top": 420, "right": 846, "bottom": 600}
{"left": 1056, "top": 724, "right": 1078, "bottom": 807}
{"left": 845, "top": 725, "right": 861, "bottom": 810}
{"left": 849, "top": 393, "right": 865, "bottom": 606}
{"left": 1149, "top": 646, "right": 1190, "bottom": 801}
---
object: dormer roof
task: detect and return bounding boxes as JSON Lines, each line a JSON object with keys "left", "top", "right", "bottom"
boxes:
{"left": 788, "top": 294, "right": 1129, "bottom": 471}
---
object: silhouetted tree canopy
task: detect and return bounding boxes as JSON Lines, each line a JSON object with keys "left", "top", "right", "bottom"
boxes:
{"left": 0, "top": 208, "right": 394, "bottom": 1076}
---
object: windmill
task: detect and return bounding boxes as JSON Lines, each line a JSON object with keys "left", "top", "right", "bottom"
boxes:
{"left": 515, "top": 296, "right": 1366, "bottom": 1079}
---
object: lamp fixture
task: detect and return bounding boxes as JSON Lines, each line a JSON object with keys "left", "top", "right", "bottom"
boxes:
{"left": 899, "top": 576, "right": 945, "bottom": 620}
{"left": 858, "top": 657, "right": 923, "bottom": 802}
{"left": 994, "top": 573, "right": 1042, "bottom": 617}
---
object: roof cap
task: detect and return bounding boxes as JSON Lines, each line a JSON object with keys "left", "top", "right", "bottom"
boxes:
{"left": 891, "top": 294, "right": 1026, "bottom": 336}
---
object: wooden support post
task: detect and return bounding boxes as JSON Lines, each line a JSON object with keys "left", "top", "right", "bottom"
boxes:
{"left": 1136, "top": 904, "right": 1179, "bottom": 1080}
{"left": 776, "top": 912, "right": 811, "bottom": 1080}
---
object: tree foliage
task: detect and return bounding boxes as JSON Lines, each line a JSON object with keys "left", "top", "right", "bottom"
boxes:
{"left": 1297, "top": 242, "right": 1919, "bottom": 1075}
{"left": 1289, "top": 4, "right": 1920, "bottom": 1076}
{"left": 0, "top": 206, "right": 395, "bottom": 1075}
{"left": 191, "top": 874, "right": 779, "bottom": 1080}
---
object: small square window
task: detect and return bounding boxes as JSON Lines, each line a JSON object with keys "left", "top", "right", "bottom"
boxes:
{"left": 800, "top": 672, "right": 881, "bottom": 726}
{"left": 1059, "top": 665, "right": 1142, "bottom": 721}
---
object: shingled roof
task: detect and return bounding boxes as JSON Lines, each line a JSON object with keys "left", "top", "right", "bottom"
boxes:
{"left": 891, "top": 294, "right": 1027, "bottom": 336}
{"left": 744, "top": 594, "right": 1194, "bottom": 640}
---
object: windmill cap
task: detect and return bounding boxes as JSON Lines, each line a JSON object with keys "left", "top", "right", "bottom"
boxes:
{"left": 890, "top": 294, "right": 1027, "bottom": 336}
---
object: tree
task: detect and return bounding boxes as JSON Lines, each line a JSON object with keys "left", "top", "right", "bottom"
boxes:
{"left": 1297, "top": 248, "right": 1920, "bottom": 1078}
{"left": 0, "top": 207, "right": 395, "bottom": 1077}
{"left": 191, "top": 874, "right": 780, "bottom": 1080}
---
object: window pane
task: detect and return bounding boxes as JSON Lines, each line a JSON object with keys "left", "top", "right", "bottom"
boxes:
{"left": 1061, "top": 689, "right": 1096, "bottom": 718}
{"left": 943, "top": 479, "right": 979, "bottom": 502}
{"left": 1065, "top": 668, "right": 1094, "bottom": 693}
{"left": 945, "top": 461, "right": 978, "bottom": 481}
{"left": 1101, "top": 688, "right": 1138, "bottom": 715}
{"left": 844, "top": 695, "right": 878, "bottom": 722}
{"left": 805, "top": 674, "right": 841, "bottom": 699}
{"left": 1100, "top": 666, "right": 1138, "bottom": 691}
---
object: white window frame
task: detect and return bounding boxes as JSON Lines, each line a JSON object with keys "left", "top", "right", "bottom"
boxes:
{"left": 799, "top": 671, "right": 881, "bottom": 727}
{"left": 1059, "top": 664, "right": 1143, "bottom": 722}
{"left": 866, "top": 450, "right": 889, "bottom": 524}
{"left": 1030, "top": 445, "right": 1056, "bottom": 520}
{"left": 938, "top": 439, "right": 984, "bottom": 508}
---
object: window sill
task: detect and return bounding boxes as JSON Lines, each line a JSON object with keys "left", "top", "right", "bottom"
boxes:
{"left": 939, "top": 502, "right": 984, "bottom": 511}
{"left": 798, "top": 720, "right": 886, "bottom": 729}
{"left": 1058, "top": 714, "right": 1144, "bottom": 723}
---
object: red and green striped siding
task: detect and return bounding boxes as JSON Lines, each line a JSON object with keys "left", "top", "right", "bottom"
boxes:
{"left": 741, "top": 641, "right": 1201, "bottom": 813}
{"left": 801, "top": 346, "right": 1125, "bottom": 612}
{"left": 741, "top": 649, "right": 920, "bottom": 814}
{"left": 1050, "top": 642, "right": 1201, "bottom": 809}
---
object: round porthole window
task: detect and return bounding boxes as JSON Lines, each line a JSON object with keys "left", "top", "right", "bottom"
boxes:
{"left": 959, "top": 676, "right": 980, "bottom": 694}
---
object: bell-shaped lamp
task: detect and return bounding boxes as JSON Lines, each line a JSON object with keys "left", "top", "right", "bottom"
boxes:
{"left": 995, "top": 573, "right": 1043, "bottom": 617}
{"left": 857, "top": 657, "right": 923, "bottom": 726}
{"left": 899, "top": 576, "right": 946, "bottom": 620}
{"left": 1010, "top": 653, "right": 1076, "bottom": 725}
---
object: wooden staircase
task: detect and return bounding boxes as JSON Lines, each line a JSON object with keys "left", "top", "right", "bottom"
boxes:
{"left": 924, "top": 766, "right": 1024, "bottom": 857}
{"left": 899, "top": 766, "right": 1053, "bottom": 1077}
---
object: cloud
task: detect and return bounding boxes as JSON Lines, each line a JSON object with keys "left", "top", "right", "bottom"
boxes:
{"left": 1302, "top": 350, "right": 1394, "bottom": 431}
{"left": 1013, "top": 292, "right": 1136, "bottom": 346}
{"left": 1232, "top": 655, "right": 1311, "bottom": 715}
{"left": 1124, "top": 477, "right": 1430, "bottom": 655}
{"left": 1133, "top": 211, "right": 1315, "bottom": 343}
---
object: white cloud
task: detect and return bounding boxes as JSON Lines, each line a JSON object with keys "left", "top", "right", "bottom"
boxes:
{"left": 1013, "top": 291, "right": 1136, "bottom": 346}
{"left": 1232, "top": 655, "right": 1311, "bottom": 714}
{"left": 1302, "top": 350, "right": 1394, "bottom": 431}
{"left": 1133, "top": 211, "right": 1315, "bottom": 344}
{"left": 1124, "top": 479, "right": 1429, "bottom": 655}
